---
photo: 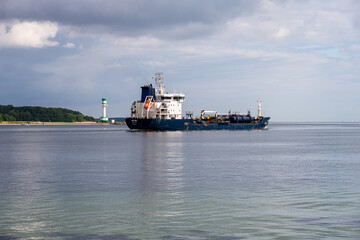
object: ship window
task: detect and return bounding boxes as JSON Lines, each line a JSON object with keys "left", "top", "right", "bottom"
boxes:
{"left": 173, "top": 96, "right": 184, "bottom": 101}
{"left": 160, "top": 96, "right": 171, "bottom": 100}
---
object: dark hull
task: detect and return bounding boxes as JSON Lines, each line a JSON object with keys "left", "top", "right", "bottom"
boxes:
{"left": 125, "top": 117, "right": 270, "bottom": 131}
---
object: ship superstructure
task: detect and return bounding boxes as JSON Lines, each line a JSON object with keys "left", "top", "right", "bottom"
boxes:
{"left": 130, "top": 72, "right": 185, "bottom": 120}
{"left": 126, "top": 73, "right": 270, "bottom": 131}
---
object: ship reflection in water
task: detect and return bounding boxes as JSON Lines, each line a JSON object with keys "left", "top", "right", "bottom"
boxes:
{"left": 140, "top": 131, "right": 185, "bottom": 218}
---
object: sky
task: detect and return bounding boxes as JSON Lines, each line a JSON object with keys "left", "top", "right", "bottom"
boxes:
{"left": 1, "top": 0, "right": 360, "bottom": 122}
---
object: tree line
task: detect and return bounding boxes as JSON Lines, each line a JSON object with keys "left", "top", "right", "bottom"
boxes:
{"left": 0, "top": 105, "right": 94, "bottom": 122}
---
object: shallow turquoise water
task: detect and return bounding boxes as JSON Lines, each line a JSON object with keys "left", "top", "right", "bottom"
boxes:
{"left": 0, "top": 123, "right": 359, "bottom": 239}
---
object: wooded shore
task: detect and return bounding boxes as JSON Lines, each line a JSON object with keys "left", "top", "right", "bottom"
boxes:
{"left": 0, "top": 121, "right": 125, "bottom": 125}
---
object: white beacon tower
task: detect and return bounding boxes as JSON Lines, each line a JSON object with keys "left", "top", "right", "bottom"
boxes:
{"left": 100, "top": 98, "right": 108, "bottom": 122}
{"left": 257, "top": 98, "right": 262, "bottom": 118}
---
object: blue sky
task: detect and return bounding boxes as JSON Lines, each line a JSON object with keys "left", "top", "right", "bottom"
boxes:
{"left": 1, "top": 0, "right": 360, "bottom": 121}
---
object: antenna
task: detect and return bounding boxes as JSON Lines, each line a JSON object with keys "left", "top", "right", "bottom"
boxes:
{"left": 155, "top": 72, "right": 164, "bottom": 94}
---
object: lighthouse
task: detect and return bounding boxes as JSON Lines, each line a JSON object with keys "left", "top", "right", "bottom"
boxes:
{"left": 257, "top": 98, "right": 262, "bottom": 118}
{"left": 100, "top": 98, "right": 108, "bottom": 122}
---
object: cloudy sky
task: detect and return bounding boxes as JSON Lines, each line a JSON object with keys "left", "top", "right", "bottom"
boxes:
{"left": 1, "top": 0, "right": 360, "bottom": 121}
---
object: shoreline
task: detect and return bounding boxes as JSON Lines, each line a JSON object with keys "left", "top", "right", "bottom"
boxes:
{"left": 0, "top": 121, "right": 126, "bottom": 126}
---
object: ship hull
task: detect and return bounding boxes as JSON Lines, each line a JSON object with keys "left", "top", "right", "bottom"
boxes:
{"left": 125, "top": 117, "right": 270, "bottom": 131}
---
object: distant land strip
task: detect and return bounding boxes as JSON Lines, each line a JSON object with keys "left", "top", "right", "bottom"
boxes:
{"left": 0, "top": 105, "right": 94, "bottom": 122}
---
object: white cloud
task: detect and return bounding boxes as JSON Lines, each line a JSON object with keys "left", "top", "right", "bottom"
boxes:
{"left": 0, "top": 21, "right": 59, "bottom": 48}
{"left": 273, "top": 28, "right": 289, "bottom": 39}
{"left": 222, "top": 0, "right": 358, "bottom": 46}
{"left": 110, "top": 36, "right": 163, "bottom": 48}
{"left": 63, "top": 42, "right": 75, "bottom": 48}
{"left": 142, "top": 60, "right": 171, "bottom": 67}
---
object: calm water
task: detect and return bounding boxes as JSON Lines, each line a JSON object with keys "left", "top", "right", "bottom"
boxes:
{"left": 0, "top": 123, "right": 359, "bottom": 239}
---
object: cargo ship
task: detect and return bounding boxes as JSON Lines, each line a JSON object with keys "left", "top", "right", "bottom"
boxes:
{"left": 125, "top": 73, "right": 270, "bottom": 131}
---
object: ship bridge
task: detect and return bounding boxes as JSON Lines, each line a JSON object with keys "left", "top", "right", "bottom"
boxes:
{"left": 130, "top": 73, "right": 185, "bottom": 120}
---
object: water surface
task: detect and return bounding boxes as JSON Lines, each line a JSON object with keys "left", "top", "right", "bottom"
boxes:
{"left": 0, "top": 123, "right": 359, "bottom": 239}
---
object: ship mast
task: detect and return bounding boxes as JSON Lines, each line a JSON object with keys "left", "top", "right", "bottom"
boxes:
{"left": 155, "top": 72, "right": 164, "bottom": 94}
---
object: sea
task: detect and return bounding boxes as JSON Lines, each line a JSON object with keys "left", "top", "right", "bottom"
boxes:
{"left": 0, "top": 123, "right": 359, "bottom": 240}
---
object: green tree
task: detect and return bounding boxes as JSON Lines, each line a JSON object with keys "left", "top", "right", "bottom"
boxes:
{"left": 0, "top": 105, "right": 95, "bottom": 122}
{"left": 3, "top": 114, "right": 16, "bottom": 121}
{"left": 84, "top": 115, "right": 95, "bottom": 121}
{"left": 64, "top": 113, "right": 75, "bottom": 122}
{"left": 8, "top": 109, "right": 19, "bottom": 120}
{"left": 0, "top": 105, "right": 13, "bottom": 114}
{"left": 75, "top": 114, "right": 84, "bottom": 122}
{"left": 39, "top": 113, "right": 50, "bottom": 122}
{"left": 19, "top": 111, "right": 33, "bottom": 121}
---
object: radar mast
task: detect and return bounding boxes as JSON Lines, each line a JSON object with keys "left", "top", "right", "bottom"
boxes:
{"left": 155, "top": 72, "right": 164, "bottom": 94}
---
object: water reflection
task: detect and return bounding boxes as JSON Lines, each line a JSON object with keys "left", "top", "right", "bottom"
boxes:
{"left": 139, "top": 131, "right": 185, "bottom": 217}
{"left": 0, "top": 131, "right": 55, "bottom": 236}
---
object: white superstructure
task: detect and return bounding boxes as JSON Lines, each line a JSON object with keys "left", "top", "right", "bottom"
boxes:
{"left": 130, "top": 73, "right": 185, "bottom": 119}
